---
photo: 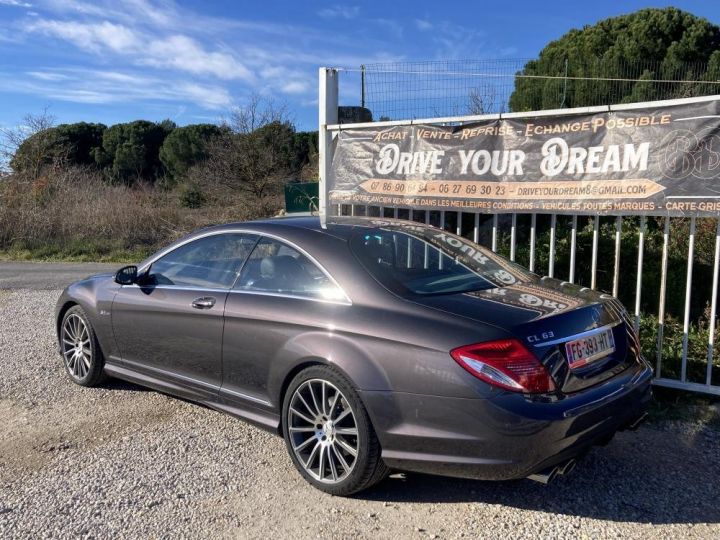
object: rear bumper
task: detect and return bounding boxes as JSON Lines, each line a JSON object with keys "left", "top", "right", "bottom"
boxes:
{"left": 360, "top": 361, "right": 653, "bottom": 481}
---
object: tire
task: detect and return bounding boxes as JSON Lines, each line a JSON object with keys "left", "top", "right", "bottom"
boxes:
{"left": 59, "top": 305, "right": 107, "bottom": 387}
{"left": 282, "top": 365, "right": 389, "bottom": 496}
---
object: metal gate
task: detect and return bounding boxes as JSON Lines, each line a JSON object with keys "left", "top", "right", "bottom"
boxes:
{"left": 318, "top": 67, "right": 720, "bottom": 396}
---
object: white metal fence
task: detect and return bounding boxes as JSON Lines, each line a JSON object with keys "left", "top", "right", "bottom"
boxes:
{"left": 319, "top": 68, "right": 720, "bottom": 396}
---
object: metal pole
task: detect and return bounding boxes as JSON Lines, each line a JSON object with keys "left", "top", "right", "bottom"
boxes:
{"left": 510, "top": 214, "right": 517, "bottom": 262}
{"left": 548, "top": 214, "right": 557, "bottom": 278}
{"left": 529, "top": 214, "right": 536, "bottom": 273}
{"left": 424, "top": 211, "right": 430, "bottom": 269}
{"left": 708, "top": 219, "right": 720, "bottom": 385}
{"left": 491, "top": 214, "right": 498, "bottom": 252}
{"left": 318, "top": 67, "right": 338, "bottom": 227}
{"left": 681, "top": 216, "right": 696, "bottom": 382}
{"left": 473, "top": 213, "right": 479, "bottom": 244}
{"left": 360, "top": 64, "right": 365, "bottom": 109}
{"left": 456, "top": 211, "right": 462, "bottom": 236}
{"left": 560, "top": 58, "right": 569, "bottom": 108}
{"left": 591, "top": 215, "right": 600, "bottom": 289}
{"left": 612, "top": 217, "right": 622, "bottom": 297}
{"left": 634, "top": 217, "right": 646, "bottom": 334}
{"left": 439, "top": 211, "right": 445, "bottom": 269}
{"left": 657, "top": 217, "right": 670, "bottom": 377}
{"left": 569, "top": 215, "right": 577, "bottom": 283}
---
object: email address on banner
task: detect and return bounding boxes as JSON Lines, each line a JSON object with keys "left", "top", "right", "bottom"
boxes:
{"left": 359, "top": 179, "right": 665, "bottom": 200}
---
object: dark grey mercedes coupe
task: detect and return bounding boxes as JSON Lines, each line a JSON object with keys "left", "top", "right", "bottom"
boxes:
{"left": 56, "top": 216, "right": 652, "bottom": 495}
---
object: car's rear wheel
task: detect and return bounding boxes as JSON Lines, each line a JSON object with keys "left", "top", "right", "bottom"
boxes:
{"left": 60, "top": 306, "right": 106, "bottom": 387}
{"left": 282, "top": 365, "right": 388, "bottom": 496}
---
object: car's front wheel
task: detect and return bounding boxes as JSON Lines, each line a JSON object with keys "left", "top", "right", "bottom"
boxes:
{"left": 282, "top": 365, "right": 388, "bottom": 496}
{"left": 59, "top": 305, "right": 106, "bottom": 387}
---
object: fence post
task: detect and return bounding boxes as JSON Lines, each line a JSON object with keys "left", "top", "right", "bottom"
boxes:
{"left": 318, "top": 68, "right": 339, "bottom": 227}
{"left": 657, "top": 218, "right": 670, "bottom": 377}
{"left": 612, "top": 217, "right": 622, "bottom": 297}
{"left": 634, "top": 217, "right": 646, "bottom": 334}
{"left": 361, "top": 64, "right": 366, "bottom": 109}
{"left": 681, "top": 216, "right": 696, "bottom": 382}
{"left": 708, "top": 219, "right": 720, "bottom": 385}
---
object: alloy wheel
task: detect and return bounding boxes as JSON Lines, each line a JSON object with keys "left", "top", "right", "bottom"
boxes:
{"left": 287, "top": 378, "right": 359, "bottom": 484}
{"left": 61, "top": 313, "right": 92, "bottom": 380}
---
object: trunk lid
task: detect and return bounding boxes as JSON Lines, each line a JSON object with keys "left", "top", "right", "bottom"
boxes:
{"left": 415, "top": 276, "right": 641, "bottom": 393}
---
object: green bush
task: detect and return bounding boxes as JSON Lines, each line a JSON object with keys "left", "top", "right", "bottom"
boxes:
{"left": 159, "top": 124, "right": 222, "bottom": 182}
{"left": 179, "top": 183, "right": 206, "bottom": 209}
{"left": 93, "top": 120, "right": 174, "bottom": 184}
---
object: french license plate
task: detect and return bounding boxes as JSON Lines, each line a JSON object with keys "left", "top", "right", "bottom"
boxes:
{"left": 564, "top": 328, "right": 615, "bottom": 369}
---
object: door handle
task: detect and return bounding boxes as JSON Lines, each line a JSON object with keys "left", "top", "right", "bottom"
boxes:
{"left": 191, "top": 297, "right": 216, "bottom": 309}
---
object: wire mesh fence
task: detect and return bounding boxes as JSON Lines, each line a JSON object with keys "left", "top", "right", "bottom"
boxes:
{"left": 322, "top": 62, "right": 720, "bottom": 395}
{"left": 357, "top": 57, "right": 720, "bottom": 121}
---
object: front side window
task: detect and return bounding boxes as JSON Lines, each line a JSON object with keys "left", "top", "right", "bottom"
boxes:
{"left": 349, "top": 222, "right": 534, "bottom": 297}
{"left": 235, "top": 237, "right": 346, "bottom": 301}
{"left": 147, "top": 233, "right": 258, "bottom": 289}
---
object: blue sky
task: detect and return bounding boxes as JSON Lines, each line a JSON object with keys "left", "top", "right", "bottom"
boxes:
{"left": 0, "top": 0, "right": 719, "bottom": 131}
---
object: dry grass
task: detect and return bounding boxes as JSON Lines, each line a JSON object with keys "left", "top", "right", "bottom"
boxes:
{"left": 0, "top": 166, "right": 283, "bottom": 261}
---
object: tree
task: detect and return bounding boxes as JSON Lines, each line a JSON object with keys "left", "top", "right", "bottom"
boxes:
{"left": 290, "top": 131, "right": 319, "bottom": 180}
{"left": 3, "top": 110, "right": 58, "bottom": 179}
{"left": 55, "top": 122, "right": 107, "bottom": 166}
{"left": 159, "top": 123, "right": 222, "bottom": 182}
{"left": 509, "top": 7, "right": 720, "bottom": 111}
{"left": 8, "top": 121, "right": 106, "bottom": 177}
{"left": 94, "top": 120, "right": 173, "bottom": 184}
{"left": 205, "top": 98, "right": 291, "bottom": 196}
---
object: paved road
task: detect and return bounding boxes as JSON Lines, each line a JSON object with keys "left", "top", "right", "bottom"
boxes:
{"left": 0, "top": 261, "right": 118, "bottom": 290}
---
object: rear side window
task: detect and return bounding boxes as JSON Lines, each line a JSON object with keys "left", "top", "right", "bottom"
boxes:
{"left": 349, "top": 224, "right": 533, "bottom": 296}
{"left": 148, "top": 233, "right": 258, "bottom": 289}
{"left": 235, "top": 237, "right": 346, "bottom": 301}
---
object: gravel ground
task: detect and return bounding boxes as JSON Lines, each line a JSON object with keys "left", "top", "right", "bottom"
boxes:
{"left": 1, "top": 288, "right": 719, "bottom": 539}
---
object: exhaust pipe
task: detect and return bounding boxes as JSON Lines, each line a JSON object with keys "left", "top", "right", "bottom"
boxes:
{"left": 527, "top": 466, "right": 559, "bottom": 485}
{"left": 527, "top": 458, "right": 577, "bottom": 484}
{"left": 558, "top": 458, "right": 576, "bottom": 476}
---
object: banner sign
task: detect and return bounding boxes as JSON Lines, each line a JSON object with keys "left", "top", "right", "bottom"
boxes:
{"left": 328, "top": 98, "right": 720, "bottom": 216}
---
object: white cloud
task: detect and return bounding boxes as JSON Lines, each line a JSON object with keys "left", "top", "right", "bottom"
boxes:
{"left": 42, "top": 0, "right": 173, "bottom": 26}
{"left": 0, "top": 68, "right": 233, "bottom": 109}
{"left": 27, "top": 70, "right": 70, "bottom": 80}
{"left": 143, "top": 35, "right": 253, "bottom": 81}
{"left": 318, "top": 5, "right": 359, "bottom": 19}
{"left": 3, "top": 0, "right": 418, "bottom": 116}
{"left": 25, "top": 19, "right": 253, "bottom": 81}
{"left": 280, "top": 81, "right": 309, "bottom": 95}
{"left": 0, "top": 0, "right": 33, "bottom": 8}
{"left": 415, "top": 19, "right": 433, "bottom": 31}
{"left": 26, "top": 20, "right": 138, "bottom": 53}
{"left": 174, "top": 82, "right": 231, "bottom": 109}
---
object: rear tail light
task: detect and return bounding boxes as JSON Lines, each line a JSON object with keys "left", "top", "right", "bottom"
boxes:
{"left": 450, "top": 338, "right": 556, "bottom": 394}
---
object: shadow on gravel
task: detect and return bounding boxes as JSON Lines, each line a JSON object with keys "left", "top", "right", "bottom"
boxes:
{"left": 363, "top": 425, "right": 720, "bottom": 525}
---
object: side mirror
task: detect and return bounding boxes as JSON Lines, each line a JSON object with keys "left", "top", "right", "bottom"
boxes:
{"left": 115, "top": 265, "right": 138, "bottom": 285}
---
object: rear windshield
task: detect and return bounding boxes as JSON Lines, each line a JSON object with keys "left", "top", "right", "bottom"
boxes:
{"left": 349, "top": 222, "right": 534, "bottom": 297}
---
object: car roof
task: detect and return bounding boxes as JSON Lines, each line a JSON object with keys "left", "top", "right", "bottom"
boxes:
{"left": 206, "top": 215, "right": 412, "bottom": 241}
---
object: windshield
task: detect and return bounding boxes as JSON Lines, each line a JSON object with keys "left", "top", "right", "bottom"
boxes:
{"left": 349, "top": 221, "right": 535, "bottom": 297}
